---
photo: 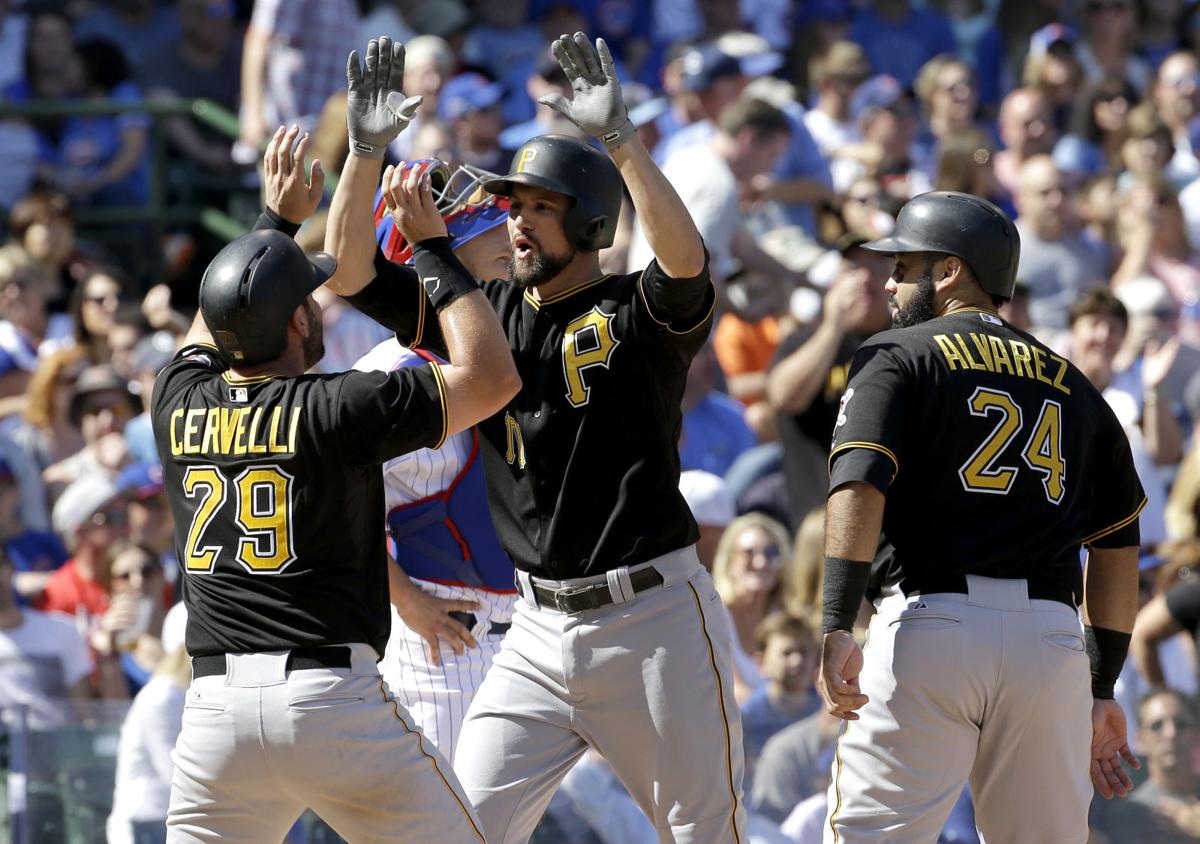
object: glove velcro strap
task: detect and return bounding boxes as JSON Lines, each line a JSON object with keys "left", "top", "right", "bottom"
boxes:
{"left": 1084, "top": 625, "right": 1131, "bottom": 700}
{"left": 412, "top": 237, "right": 479, "bottom": 312}
{"left": 600, "top": 119, "right": 636, "bottom": 152}
{"left": 349, "top": 137, "right": 387, "bottom": 160}
{"left": 821, "top": 556, "right": 872, "bottom": 634}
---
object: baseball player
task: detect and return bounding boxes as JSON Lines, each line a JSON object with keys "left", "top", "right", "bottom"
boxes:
{"left": 153, "top": 37, "right": 519, "bottom": 842}
{"left": 360, "top": 158, "right": 516, "bottom": 759}
{"left": 818, "top": 191, "right": 1147, "bottom": 843}
{"left": 326, "top": 31, "right": 745, "bottom": 844}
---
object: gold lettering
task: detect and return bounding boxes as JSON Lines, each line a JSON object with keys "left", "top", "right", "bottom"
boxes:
{"left": 247, "top": 408, "right": 267, "bottom": 454}
{"left": 1009, "top": 340, "right": 1034, "bottom": 379}
{"left": 969, "top": 333, "right": 995, "bottom": 372}
{"left": 233, "top": 407, "right": 248, "bottom": 455}
{"left": 183, "top": 409, "right": 204, "bottom": 455}
{"left": 934, "top": 335, "right": 968, "bottom": 371}
{"left": 170, "top": 409, "right": 185, "bottom": 455}
{"left": 268, "top": 407, "right": 287, "bottom": 453}
{"left": 287, "top": 407, "right": 301, "bottom": 452}
{"left": 219, "top": 407, "right": 238, "bottom": 453}
{"left": 1031, "top": 346, "right": 1055, "bottom": 389}
{"left": 1050, "top": 354, "right": 1072, "bottom": 396}
{"left": 988, "top": 336, "right": 1014, "bottom": 375}
{"left": 954, "top": 333, "right": 986, "bottom": 371}
{"left": 200, "top": 408, "right": 220, "bottom": 454}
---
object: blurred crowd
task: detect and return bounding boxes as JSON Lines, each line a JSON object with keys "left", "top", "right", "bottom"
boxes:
{"left": 0, "top": 0, "right": 1200, "bottom": 842}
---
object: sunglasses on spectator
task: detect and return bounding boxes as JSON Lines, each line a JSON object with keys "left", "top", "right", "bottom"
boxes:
{"left": 81, "top": 400, "right": 132, "bottom": 418}
{"left": 735, "top": 545, "right": 782, "bottom": 560}
{"left": 113, "top": 563, "right": 159, "bottom": 581}
{"left": 83, "top": 292, "right": 120, "bottom": 305}
{"left": 1162, "top": 72, "right": 1200, "bottom": 89}
{"left": 89, "top": 508, "right": 128, "bottom": 528}
{"left": 846, "top": 192, "right": 880, "bottom": 204}
{"left": 1147, "top": 715, "right": 1197, "bottom": 732}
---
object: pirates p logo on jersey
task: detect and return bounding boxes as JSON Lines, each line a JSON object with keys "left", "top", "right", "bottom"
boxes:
{"left": 562, "top": 306, "right": 620, "bottom": 408}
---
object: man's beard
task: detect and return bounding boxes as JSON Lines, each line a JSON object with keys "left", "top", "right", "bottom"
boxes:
{"left": 891, "top": 269, "right": 938, "bottom": 328}
{"left": 507, "top": 237, "right": 575, "bottom": 289}
{"left": 301, "top": 300, "right": 325, "bottom": 370}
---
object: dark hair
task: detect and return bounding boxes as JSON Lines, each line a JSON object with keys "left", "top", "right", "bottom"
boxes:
{"left": 77, "top": 39, "right": 131, "bottom": 92}
{"left": 1068, "top": 74, "right": 1138, "bottom": 143}
{"left": 1068, "top": 286, "right": 1129, "bottom": 330}
{"left": 718, "top": 96, "right": 792, "bottom": 139}
{"left": 8, "top": 190, "right": 72, "bottom": 242}
{"left": 934, "top": 129, "right": 993, "bottom": 194}
{"left": 1136, "top": 688, "right": 1197, "bottom": 727}
{"left": 70, "top": 265, "right": 131, "bottom": 355}
{"left": 753, "top": 611, "right": 817, "bottom": 653}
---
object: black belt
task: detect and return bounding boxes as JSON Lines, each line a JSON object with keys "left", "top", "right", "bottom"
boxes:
{"left": 525, "top": 567, "right": 665, "bottom": 613}
{"left": 447, "top": 612, "right": 511, "bottom": 636}
{"left": 192, "top": 646, "right": 352, "bottom": 679}
{"left": 901, "top": 575, "right": 1078, "bottom": 610}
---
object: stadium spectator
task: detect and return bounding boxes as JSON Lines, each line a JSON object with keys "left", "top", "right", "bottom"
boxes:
{"left": 75, "top": 0, "right": 181, "bottom": 76}
{"left": 0, "top": 454, "right": 66, "bottom": 604}
{"left": 1022, "top": 23, "right": 1086, "bottom": 135}
{"left": 238, "top": 0, "right": 359, "bottom": 152}
{"left": 711, "top": 512, "right": 793, "bottom": 700}
{"left": 105, "top": 541, "right": 167, "bottom": 695}
{"left": 1139, "top": 0, "right": 1187, "bottom": 70}
{"left": 740, "top": 612, "right": 820, "bottom": 770}
{"left": 848, "top": 0, "right": 956, "bottom": 88}
{"left": 993, "top": 86, "right": 1057, "bottom": 197}
{"left": 1053, "top": 74, "right": 1138, "bottom": 181}
{"left": 6, "top": 190, "right": 75, "bottom": 309}
{"left": 1013, "top": 155, "right": 1109, "bottom": 332}
{"left": 43, "top": 364, "right": 140, "bottom": 489}
{"left": 438, "top": 71, "right": 508, "bottom": 173}
{"left": 138, "top": 0, "right": 243, "bottom": 178}
{"left": 802, "top": 41, "right": 870, "bottom": 193}
{"left": 767, "top": 234, "right": 891, "bottom": 526}
{"left": 933, "top": 130, "right": 1013, "bottom": 219}
{"left": 0, "top": 249, "right": 68, "bottom": 399}
{"left": 5, "top": 346, "right": 88, "bottom": 471}
{"left": 914, "top": 54, "right": 983, "bottom": 177}
{"left": 461, "top": 0, "right": 545, "bottom": 125}
{"left": 848, "top": 74, "right": 928, "bottom": 203}
{"left": 0, "top": 549, "right": 92, "bottom": 729}
{"left": 385, "top": 34, "right": 456, "bottom": 163}
{"left": 1075, "top": 0, "right": 1150, "bottom": 93}
{"left": 680, "top": 342, "right": 758, "bottom": 477}
{"left": 678, "top": 469, "right": 736, "bottom": 572}
{"left": 1119, "top": 100, "right": 1176, "bottom": 186}
{"left": 1151, "top": 51, "right": 1200, "bottom": 185}
{"left": 498, "top": 56, "right": 579, "bottom": 153}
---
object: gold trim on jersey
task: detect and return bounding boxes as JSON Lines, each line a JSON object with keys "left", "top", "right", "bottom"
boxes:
{"left": 428, "top": 362, "right": 448, "bottom": 450}
{"left": 523, "top": 274, "right": 612, "bottom": 310}
{"left": 686, "top": 582, "right": 743, "bottom": 844}
{"left": 636, "top": 271, "right": 716, "bottom": 335}
{"left": 412, "top": 274, "right": 427, "bottom": 348}
{"left": 374, "top": 679, "right": 487, "bottom": 843}
{"left": 944, "top": 305, "right": 1001, "bottom": 317}
{"left": 828, "top": 442, "right": 900, "bottom": 483}
{"left": 222, "top": 371, "right": 276, "bottom": 385}
{"left": 1082, "top": 496, "right": 1148, "bottom": 545}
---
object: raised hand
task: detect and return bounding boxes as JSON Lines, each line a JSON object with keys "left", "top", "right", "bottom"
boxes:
{"left": 538, "top": 32, "right": 634, "bottom": 150}
{"left": 263, "top": 125, "right": 325, "bottom": 225}
{"left": 346, "top": 36, "right": 423, "bottom": 159}
{"left": 380, "top": 161, "right": 447, "bottom": 246}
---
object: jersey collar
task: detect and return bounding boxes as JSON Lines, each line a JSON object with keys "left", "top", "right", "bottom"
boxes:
{"left": 523, "top": 274, "right": 612, "bottom": 311}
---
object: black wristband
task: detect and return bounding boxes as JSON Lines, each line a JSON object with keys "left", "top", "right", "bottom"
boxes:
{"left": 1084, "top": 625, "right": 1131, "bottom": 700}
{"left": 822, "top": 556, "right": 872, "bottom": 634}
{"left": 412, "top": 236, "right": 480, "bottom": 312}
{"left": 254, "top": 207, "right": 302, "bottom": 238}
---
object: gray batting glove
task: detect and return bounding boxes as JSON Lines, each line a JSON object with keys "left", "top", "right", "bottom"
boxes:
{"left": 539, "top": 32, "right": 635, "bottom": 152}
{"left": 346, "top": 36, "right": 423, "bottom": 160}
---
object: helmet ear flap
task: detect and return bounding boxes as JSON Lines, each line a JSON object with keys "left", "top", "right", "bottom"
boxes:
{"left": 582, "top": 216, "right": 606, "bottom": 247}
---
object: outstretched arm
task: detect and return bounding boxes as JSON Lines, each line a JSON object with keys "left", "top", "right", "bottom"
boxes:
{"left": 539, "top": 33, "right": 704, "bottom": 279}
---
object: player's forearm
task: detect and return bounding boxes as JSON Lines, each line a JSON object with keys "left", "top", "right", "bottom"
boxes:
{"left": 324, "top": 153, "right": 384, "bottom": 296}
{"left": 239, "top": 26, "right": 269, "bottom": 136}
{"left": 610, "top": 136, "right": 705, "bottom": 278}
{"left": 181, "top": 305, "right": 215, "bottom": 349}
{"left": 825, "top": 482, "right": 884, "bottom": 560}
{"left": 1082, "top": 546, "right": 1139, "bottom": 633}
{"left": 766, "top": 322, "right": 843, "bottom": 413}
{"left": 1142, "top": 390, "right": 1184, "bottom": 466}
{"left": 1130, "top": 629, "right": 1167, "bottom": 688}
{"left": 437, "top": 290, "right": 521, "bottom": 434}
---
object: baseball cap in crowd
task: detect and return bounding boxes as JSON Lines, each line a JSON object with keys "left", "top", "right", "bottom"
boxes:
{"left": 406, "top": 0, "right": 472, "bottom": 40}
{"left": 130, "top": 330, "right": 176, "bottom": 377}
{"left": 851, "top": 74, "right": 908, "bottom": 124}
{"left": 715, "top": 32, "right": 785, "bottom": 78}
{"left": 679, "top": 470, "right": 736, "bottom": 529}
{"left": 679, "top": 43, "right": 743, "bottom": 93}
{"left": 118, "top": 461, "right": 164, "bottom": 501}
{"left": 52, "top": 474, "right": 123, "bottom": 539}
{"left": 439, "top": 72, "right": 505, "bottom": 122}
{"left": 68, "top": 365, "right": 141, "bottom": 427}
{"left": 1028, "top": 23, "right": 1079, "bottom": 60}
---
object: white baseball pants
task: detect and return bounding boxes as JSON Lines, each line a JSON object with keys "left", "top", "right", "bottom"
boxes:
{"left": 166, "top": 643, "right": 485, "bottom": 843}
{"left": 379, "top": 581, "right": 515, "bottom": 760}
{"left": 824, "top": 576, "right": 1093, "bottom": 844}
{"left": 453, "top": 547, "right": 748, "bottom": 844}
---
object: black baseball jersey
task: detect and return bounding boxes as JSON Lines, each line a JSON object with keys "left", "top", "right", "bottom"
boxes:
{"left": 828, "top": 307, "right": 1146, "bottom": 599}
{"left": 151, "top": 343, "right": 447, "bottom": 657}
{"left": 346, "top": 247, "right": 715, "bottom": 580}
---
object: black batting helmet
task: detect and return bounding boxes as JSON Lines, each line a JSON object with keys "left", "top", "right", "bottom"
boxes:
{"left": 199, "top": 229, "right": 335, "bottom": 367}
{"left": 862, "top": 191, "right": 1021, "bottom": 299}
{"left": 483, "top": 135, "right": 622, "bottom": 251}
